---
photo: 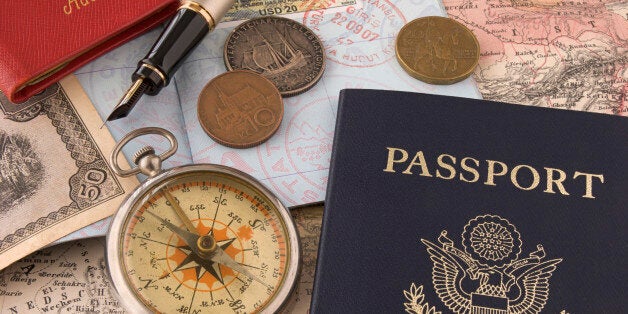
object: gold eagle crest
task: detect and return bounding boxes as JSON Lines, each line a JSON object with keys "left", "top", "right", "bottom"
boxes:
{"left": 411, "top": 214, "right": 562, "bottom": 314}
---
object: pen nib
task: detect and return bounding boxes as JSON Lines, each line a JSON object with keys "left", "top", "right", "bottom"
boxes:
{"left": 106, "top": 78, "right": 148, "bottom": 121}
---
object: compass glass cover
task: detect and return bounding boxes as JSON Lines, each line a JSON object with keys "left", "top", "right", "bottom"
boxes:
{"left": 117, "top": 170, "right": 293, "bottom": 313}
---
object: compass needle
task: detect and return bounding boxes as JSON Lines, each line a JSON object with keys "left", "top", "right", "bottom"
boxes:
{"left": 107, "top": 127, "right": 300, "bottom": 313}
{"left": 162, "top": 188, "right": 198, "bottom": 234}
{"left": 144, "top": 210, "right": 201, "bottom": 256}
{"left": 211, "top": 246, "right": 272, "bottom": 289}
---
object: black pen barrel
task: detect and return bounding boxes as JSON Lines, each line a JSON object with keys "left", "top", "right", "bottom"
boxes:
{"left": 106, "top": 0, "right": 234, "bottom": 121}
{"left": 135, "top": 9, "right": 210, "bottom": 95}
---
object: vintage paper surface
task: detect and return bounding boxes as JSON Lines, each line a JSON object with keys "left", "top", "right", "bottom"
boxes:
{"left": 0, "top": 238, "right": 125, "bottom": 313}
{"left": 69, "top": 0, "right": 481, "bottom": 240}
{"left": 0, "top": 76, "right": 138, "bottom": 270}
{"left": 281, "top": 203, "right": 323, "bottom": 313}
{"left": 0, "top": 205, "right": 323, "bottom": 313}
{"left": 223, "top": 0, "right": 357, "bottom": 22}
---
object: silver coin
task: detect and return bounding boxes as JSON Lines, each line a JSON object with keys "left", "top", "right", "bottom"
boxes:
{"left": 224, "top": 16, "right": 325, "bottom": 97}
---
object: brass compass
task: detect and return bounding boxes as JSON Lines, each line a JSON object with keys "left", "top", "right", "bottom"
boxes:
{"left": 106, "top": 127, "right": 300, "bottom": 313}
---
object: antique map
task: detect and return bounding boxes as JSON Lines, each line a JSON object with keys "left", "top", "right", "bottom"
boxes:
{"left": 0, "top": 204, "right": 323, "bottom": 313}
{"left": 0, "top": 238, "right": 124, "bottom": 313}
{"left": 443, "top": 0, "right": 627, "bottom": 115}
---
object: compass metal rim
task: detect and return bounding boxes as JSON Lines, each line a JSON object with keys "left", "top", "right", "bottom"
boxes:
{"left": 106, "top": 163, "right": 301, "bottom": 313}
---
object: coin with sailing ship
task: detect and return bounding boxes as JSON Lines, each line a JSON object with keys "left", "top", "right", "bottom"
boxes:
{"left": 224, "top": 16, "right": 325, "bottom": 97}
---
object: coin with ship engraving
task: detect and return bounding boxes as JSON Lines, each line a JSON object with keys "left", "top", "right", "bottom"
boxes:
{"left": 224, "top": 16, "right": 325, "bottom": 97}
{"left": 395, "top": 16, "right": 480, "bottom": 85}
{"left": 198, "top": 70, "right": 283, "bottom": 148}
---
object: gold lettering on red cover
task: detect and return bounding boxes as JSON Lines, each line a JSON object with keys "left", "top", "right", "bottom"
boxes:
{"left": 63, "top": 0, "right": 96, "bottom": 15}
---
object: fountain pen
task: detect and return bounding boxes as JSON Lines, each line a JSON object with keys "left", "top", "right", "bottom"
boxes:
{"left": 106, "top": 0, "right": 235, "bottom": 121}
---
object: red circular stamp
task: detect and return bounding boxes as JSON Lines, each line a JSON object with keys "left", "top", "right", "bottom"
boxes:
{"left": 256, "top": 96, "right": 334, "bottom": 205}
{"left": 256, "top": 75, "right": 396, "bottom": 205}
{"left": 303, "top": 0, "right": 406, "bottom": 68}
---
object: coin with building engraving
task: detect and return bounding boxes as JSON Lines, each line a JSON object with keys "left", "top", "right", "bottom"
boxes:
{"left": 395, "top": 16, "right": 480, "bottom": 85}
{"left": 224, "top": 16, "right": 325, "bottom": 97}
{"left": 197, "top": 70, "right": 283, "bottom": 148}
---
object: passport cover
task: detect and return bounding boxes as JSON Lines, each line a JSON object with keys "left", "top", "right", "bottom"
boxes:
{"left": 311, "top": 89, "right": 627, "bottom": 313}
{"left": 0, "top": 0, "right": 178, "bottom": 103}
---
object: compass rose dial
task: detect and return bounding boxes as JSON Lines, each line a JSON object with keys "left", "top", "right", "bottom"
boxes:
{"left": 112, "top": 170, "right": 298, "bottom": 313}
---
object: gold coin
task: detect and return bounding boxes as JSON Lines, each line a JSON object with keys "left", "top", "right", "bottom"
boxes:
{"left": 396, "top": 16, "right": 480, "bottom": 85}
{"left": 197, "top": 70, "right": 283, "bottom": 148}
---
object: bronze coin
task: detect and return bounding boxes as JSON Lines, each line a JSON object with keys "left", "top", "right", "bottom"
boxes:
{"left": 224, "top": 16, "right": 325, "bottom": 97}
{"left": 395, "top": 16, "right": 480, "bottom": 85}
{"left": 197, "top": 70, "right": 283, "bottom": 148}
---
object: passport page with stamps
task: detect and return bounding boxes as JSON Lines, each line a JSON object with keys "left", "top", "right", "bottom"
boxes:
{"left": 69, "top": 0, "right": 481, "bottom": 240}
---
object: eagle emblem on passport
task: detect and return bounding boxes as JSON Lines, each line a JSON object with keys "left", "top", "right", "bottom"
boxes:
{"left": 408, "top": 214, "right": 562, "bottom": 314}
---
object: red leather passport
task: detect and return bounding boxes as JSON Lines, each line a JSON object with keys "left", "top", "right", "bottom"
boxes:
{"left": 0, "top": 0, "right": 179, "bottom": 103}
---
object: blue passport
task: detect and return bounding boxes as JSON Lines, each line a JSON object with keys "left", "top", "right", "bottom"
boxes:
{"left": 311, "top": 89, "right": 626, "bottom": 313}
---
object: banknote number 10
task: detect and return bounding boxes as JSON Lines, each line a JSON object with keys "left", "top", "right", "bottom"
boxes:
{"left": 331, "top": 13, "right": 380, "bottom": 41}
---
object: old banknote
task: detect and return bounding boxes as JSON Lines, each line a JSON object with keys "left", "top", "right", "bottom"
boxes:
{"left": 0, "top": 76, "right": 138, "bottom": 270}
{"left": 0, "top": 204, "right": 324, "bottom": 313}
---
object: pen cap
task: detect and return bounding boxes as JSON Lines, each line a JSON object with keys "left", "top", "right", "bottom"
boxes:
{"left": 195, "top": 0, "right": 234, "bottom": 23}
